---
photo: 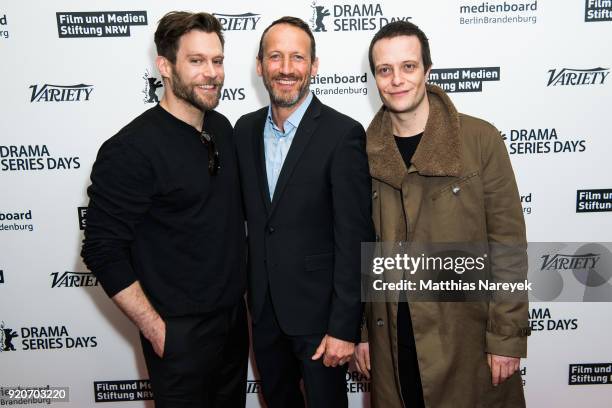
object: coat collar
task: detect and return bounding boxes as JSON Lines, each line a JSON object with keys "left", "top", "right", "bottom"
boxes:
{"left": 366, "top": 84, "right": 462, "bottom": 189}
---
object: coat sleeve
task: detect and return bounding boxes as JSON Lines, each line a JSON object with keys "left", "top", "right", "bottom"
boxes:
{"left": 480, "top": 124, "right": 530, "bottom": 358}
{"left": 81, "top": 139, "right": 155, "bottom": 298}
{"left": 328, "top": 123, "right": 375, "bottom": 343}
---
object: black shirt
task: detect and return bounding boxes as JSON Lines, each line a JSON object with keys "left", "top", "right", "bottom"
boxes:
{"left": 82, "top": 105, "right": 246, "bottom": 317}
{"left": 394, "top": 133, "right": 423, "bottom": 168}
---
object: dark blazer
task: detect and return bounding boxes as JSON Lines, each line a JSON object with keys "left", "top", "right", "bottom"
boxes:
{"left": 234, "top": 95, "right": 374, "bottom": 343}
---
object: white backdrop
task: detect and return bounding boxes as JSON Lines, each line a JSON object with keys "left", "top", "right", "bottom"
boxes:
{"left": 1, "top": 0, "right": 611, "bottom": 406}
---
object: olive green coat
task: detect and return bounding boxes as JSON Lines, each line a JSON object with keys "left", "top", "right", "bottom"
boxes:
{"left": 364, "top": 85, "right": 529, "bottom": 408}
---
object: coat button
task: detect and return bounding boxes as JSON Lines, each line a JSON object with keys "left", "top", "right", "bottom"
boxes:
{"left": 452, "top": 186, "right": 461, "bottom": 195}
{"left": 372, "top": 190, "right": 378, "bottom": 199}
{"left": 268, "top": 226, "right": 275, "bottom": 234}
{"left": 375, "top": 234, "right": 380, "bottom": 242}
{"left": 376, "top": 318, "right": 384, "bottom": 327}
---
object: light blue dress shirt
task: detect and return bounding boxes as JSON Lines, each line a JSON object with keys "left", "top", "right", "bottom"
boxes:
{"left": 264, "top": 92, "right": 313, "bottom": 200}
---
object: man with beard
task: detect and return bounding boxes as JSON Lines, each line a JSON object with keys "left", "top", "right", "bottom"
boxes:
{"left": 82, "top": 12, "right": 248, "bottom": 408}
{"left": 234, "top": 16, "right": 374, "bottom": 408}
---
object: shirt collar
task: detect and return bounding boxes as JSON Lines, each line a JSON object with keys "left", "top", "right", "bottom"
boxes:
{"left": 266, "top": 92, "right": 313, "bottom": 134}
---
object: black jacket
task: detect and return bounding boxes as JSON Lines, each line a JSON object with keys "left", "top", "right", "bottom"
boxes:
{"left": 234, "top": 95, "right": 374, "bottom": 342}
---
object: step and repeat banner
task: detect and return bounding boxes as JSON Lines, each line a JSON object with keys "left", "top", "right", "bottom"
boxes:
{"left": 1, "top": 0, "right": 611, "bottom": 407}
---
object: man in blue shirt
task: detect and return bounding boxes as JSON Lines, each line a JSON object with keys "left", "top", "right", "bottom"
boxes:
{"left": 234, "top": 16, "right": 374, "bottom": 408}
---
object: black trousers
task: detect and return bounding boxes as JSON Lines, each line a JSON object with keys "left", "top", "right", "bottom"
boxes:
{"left": 141, "top": 299, "right": 248, "bottom": 408}
{"left": 252, "top": 292, "right": 348, "bottom": 408}
{"left": 398, "top": 300, "right": 425, "bottom": 408}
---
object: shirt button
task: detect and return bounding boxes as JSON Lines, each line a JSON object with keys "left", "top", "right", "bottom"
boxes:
{"left": 372, "top": 190, "right": 378, "bottom": 199}
{"left": 452, "top": 186, "right": 461, "bottom": 195}
{"left": 376, "top": 318, "right": 384, "bottom": 327}
{"left": 268, "top": 226, "right": 275, "bottom": 234}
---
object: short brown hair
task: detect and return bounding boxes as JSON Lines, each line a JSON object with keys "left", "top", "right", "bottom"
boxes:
{"left": 368, "top": 21, "right": 432, "bottom": 74}
{"left": 154, "top": 11, "right": 224, "bottom": 64}
{"left": 257, "top": 16, "right": 316, "bottom": 61}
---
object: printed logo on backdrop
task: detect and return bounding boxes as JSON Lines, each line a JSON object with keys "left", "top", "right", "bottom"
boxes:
{"left": 459, "top": 1, "right": 538, "bottom": 25}
{"left": 311, "top": 72, "right": 368, "bottom": 97}
{"left": 585, "top": 0, "right": 612, "bottom": 22}
{"left": 0, "top": 321, "right": 18, "bottom": 351}
{"left": 142, "top": 70, "right": 245, "bottom": 103}
{"left": 547, "top": 67, "right": 609, "bottom": 86}
{"left": 94, "top": 380, "right": 153, "bottom": 402}
{"left": 0, "top": 269, "right": 4, "bottom": 284}
{"left": 569, "top": 363, "right": 612, "bottom": 385}
{"left": 428, "top": 67, "right": 500, "bottom": 93}
{"left": 0, "top": 210, "right": 34, "bottom": 232}
{"left": 78, "top": 207, "right": 88, "bottom": 230}
{"left": 309, "top": 1, "right": 411, "bottom": 32}
{"left": 29, "top": 84, "right": 93, "bottom": 102}
{"left": 577, "top": 189, "right": 612, "bottom": 212}
{"left": 529, "top": 307, "right": 578, "bottom": 332}
{"left": 0, "top": 321, "right": 97, "bottom": 351}
{"left": 529, "top": 243, "right": 612, "bottom": 302}
{"left": 0, "top": 13, "right": 9, "bottom": 39}
{"left": 212, "top": 13, "right": 261, "bottom": 31}
{"left": 51, "top": 271, "right": 99, "bottom": 288}
{"left": 56, "top": 11, "right": 147, "bottom": 38}
{"left": 502, "top": 128, "right": 586, "bottom": 155}
{"left": 520, "top": 193, "right": 533, "bottom": 215}
{"left": 0, "top": 145, "right": 80, "bottom": 172}
{"left": 246, "top": 380, "right": 262, "bottom": 393}
{"left": 346, "top": 371, "right": 370, "bottom": 393}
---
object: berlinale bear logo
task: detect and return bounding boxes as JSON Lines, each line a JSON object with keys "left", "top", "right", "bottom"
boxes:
{"left": 311, "top": 3, "right": 331, "bottom": 32}
{"left": 0, "top": 321, "right": 18, "bottom": 352}
{"left": 143, "top": 69, "right": 163, "bottom": 104}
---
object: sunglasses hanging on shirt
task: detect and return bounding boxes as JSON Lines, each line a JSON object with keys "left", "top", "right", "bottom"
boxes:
{"left": 200, "top": 130, "right": 220, "bottom": 176}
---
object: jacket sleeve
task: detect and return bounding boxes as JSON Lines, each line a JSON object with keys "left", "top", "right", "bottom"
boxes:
{"left": 81, "top": 139, "right": 155, "bottom": 298}
{"left": 480, "top": 124, "right": 530, "bottom": 358}
{"left": 328, "top": 123, "right": 375, "bottom": 343}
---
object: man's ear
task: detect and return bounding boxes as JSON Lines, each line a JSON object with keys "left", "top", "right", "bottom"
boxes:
{"left": 310, "top": 56, "right": 319, "bottom": 78}
{"left": 156, "top": 55, "right": 171, "bottom": 80}
{"left": 425, "top": 65, "right": 432, "bottom": 82}
{"left": 256, "top": 57, "right": 263, "bottom": 78}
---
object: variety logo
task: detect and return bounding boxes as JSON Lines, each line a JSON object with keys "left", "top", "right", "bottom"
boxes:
{"left": 585, "top": 0, "right": 612, "bottom": 22}
{"left": 529, "top": 307, "right": 578, "bottom": 332}
{"left": 501, "top": 128, "right": 586, "bottom": 155}
{"left": 56, "top": 11, "right": 147, "bottom": 38}
{"left": 51, "top": 271, "right": 99, "bottom": 288}
{"left": 78, "top": 207, "right": 87, "bottom": 230}
{"left": 428, "top": 67, "right": 500, "bottom": 92}
{"left": 541, "top": 253, "right": 600, "bottom": 271}
{"left": 0, "top": 13, "right": 9, "bottom": 39}
{"left": 0, "top": 209, "right": 34, "bottom": 232}
{"left": 459, "top": 1, "right": 538, "bottom": 25}
{"left": 547, "top": 67, "right": 609, "bottom": 86}
{"left": 309, "top": 1, "right": 410, "bottom": 32}
{"left": 569, "top": 363, "right": 612, "bottom": 385}
{"left": 213, "top": 12, "right": 261, "bottom": 31}
{"left": 577, "top": 189, "right": 612, "bottom": 212}
{"left": 94, "top": 380, "right": 153, "bottom": 402}
{"left": 311, "top": 72, "right": 368, "bottom": 97}
{"left": 29, "top": 84, "right": 93, "bottom": 102}
{"left": 0, "top": 321, "right": 97, "bottom": 351}
{"left": 0, "top": 145, "right": 81, "bottom": 172}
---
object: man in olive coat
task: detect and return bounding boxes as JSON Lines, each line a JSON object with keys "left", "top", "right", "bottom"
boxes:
{"left": 354, "top": 21, "right": 530, "bottom": 408}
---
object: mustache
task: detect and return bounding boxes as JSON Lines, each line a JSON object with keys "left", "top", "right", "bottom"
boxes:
{"left": 272, "top": 74, "right": 301, "bottom": 81}
{"left": 194, "top": 80, "right": 223, "bottom": 87}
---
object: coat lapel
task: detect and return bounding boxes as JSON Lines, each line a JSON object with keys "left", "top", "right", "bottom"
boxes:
{"left": 268, "top": 96, "right": 322, "bottom": 219}
{"left": 252, "top": 109, "right": 272, "bottom": 213}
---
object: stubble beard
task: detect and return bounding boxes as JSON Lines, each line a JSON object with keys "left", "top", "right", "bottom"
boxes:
{"left": 171, "top": 69, "right": 223, "bottom": 112}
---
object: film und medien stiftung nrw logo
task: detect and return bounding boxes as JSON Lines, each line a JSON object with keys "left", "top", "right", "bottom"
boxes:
{"left": 458, "top": 1, "right": 538, "bottom": 25}
{"left": 212, "top": 12, "right": 261, "bottom": 31}
{"left": 428, "top": 67, "right": 500, "bottom": 93}
{"left": 94, "top": 380, "right": 153, "bottom": 403}
{"left": 569, "top": 363, "right": 612, "bottom": 385}
{"left": 501, "top": 128, "right": 586, "bottom": 155}
{"left": 309, "top": 1, "right": 410, "bottom": 32}
{"left": 547, "top": 67, "right": 609, "bottom": 86}
{"left": 577, "top": 189, "right": 612, "bottom": 212}
{"left": 29, "top": 83, "right": 93, "bottom": 102}
{"left": 585, "top": 0, "right": 612, "bottom": 22}
{"left": 0, "top": 321, "right": 98, "bottom": 351}
{"left": 56, "top": 11, "right": 147, "bottom": 38}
